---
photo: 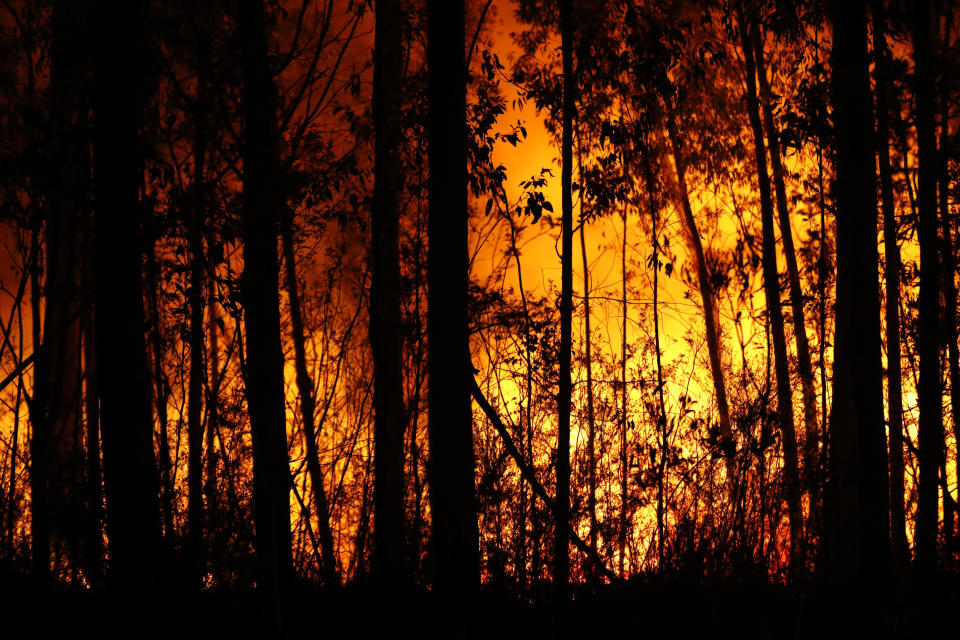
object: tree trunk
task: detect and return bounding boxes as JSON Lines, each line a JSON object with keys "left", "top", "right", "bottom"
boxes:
{"left": 238, "top": 0, "right": 294, "bottom": 613}
{"left": 279, "top": 212, "right": 338, "bottom": 586}
{"left": 912, "top": 0, "right": 943, "bottom": 576}
{"left": 939, "top": 88, "right": 960, "bottom": 564}
{"left": 425, "top": 0, "right": 480, "bottom": 600}
{"left": 751, "top": 20, "right": 820, "bottom": 523}
{"left": 204, "top": 268, "right": 220, "bottom": 540}
{"left": 664, "top": 110, "right": 736, "bottom": 490}
{"left": 93, "top": 0, "right": 164, "bottom": 602}
{"left": 371, "top": 0, "right": 407, "bottom": 589}
{"left": 579, "top": 222, "right": 598, "bottom": 564}
{"left": 553, "top": 0, "right": 574, "bottom": 601}
{"left": 32, "top": 0, "right": 86, "bottom": 583}
{"left": 824, "top": 0, "right": 889, "bottom": 599}
{"left": 740, "top": 11, "right": 803, "bottom": 574}
{"left": 871, "top": 5, "right": 909, "bottom": 569}
{"left": 641, "top": 135, "right": 669, "bottom": 574}
{"left": 186, "top": 140, "right": 207, "bottom": 590}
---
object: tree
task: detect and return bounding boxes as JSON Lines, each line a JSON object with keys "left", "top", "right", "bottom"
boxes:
{"left": 425, "top": 0, "right": 480, "bottom": 599}
{"left": 553, "top": 0, "right": 575, "bottom": 601}
{"left": 371, "top": 0, "right": 407, "bottom": 588}
{"left": 238, "top": 0, "right": 294, "bottom": 613}
{"left": 93, "top": 0, "right": 164, "bottom": 601}
{"left": 870, "top": 2, "right": 908, "bottom": 568}
{"left": 912, "top": 0, "right": 943, "bottom": 576}
{"left": 824, "top": 0, "right": 889, "bottom": 595}
{"left": 738, "top": 6, "right": 802, "bottom": 573}
{"left": 31, "top": 0, "right": 87, "bottom": 583}
{"left": 751, "top": 14, "right": 821, "bottom": 525}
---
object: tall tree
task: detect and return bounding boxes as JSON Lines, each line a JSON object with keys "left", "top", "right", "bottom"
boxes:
{"left": 739, "top": 8, "right": 802, "bottom": 573}
{"left": 664, "top": 108, "right": 737, "bottom": 490}
{"left": 425, "top": 0, "right": 480, "bottom": 599}
{"left": 553, "top": 0, "right": 575, "bottom": 601}
{"left": 870, "top": 3, "right": 908, "bottom": 568}
{"left": 93, "top": 0, "right": 163, "bottom": 600}
{"left": 371, "top": 0, "right": 407, "bottom": 588}
{"left": 186, "top": 16, "right": 212, "bottom": 584}
{"left": 31, "top": 0, "right": 87, "bottom": 583}
{"left": 912, "top": 0, "right": 943, "bottom": 575}
{"left": 824, "top": 0, "right": 889, "bottom": 596}
{"left": 751, "top": 18, "right": 820, "bottom": 519}
{"left": 238, "top": 0, "right": 293, "bottom": 612}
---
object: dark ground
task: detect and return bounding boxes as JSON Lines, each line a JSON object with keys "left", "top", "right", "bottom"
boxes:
{"left": 2, "top": 569, "right": 957, "bottom": 639}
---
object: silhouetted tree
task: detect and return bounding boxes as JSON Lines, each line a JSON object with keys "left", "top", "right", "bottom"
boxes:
{"left": 372, "top": 0, "right": 407, "bottom": 589}
{"left": 238, "top": 0, "right": 294, "bottom": 614}
{"left": 92, "top": 0, "right": 164, "bottom": 603}
{"left": 824, "top": 0, "right": 889, "bottom": 602}
{"left": 425, "top": 0, "right": 480, "bottom": 600}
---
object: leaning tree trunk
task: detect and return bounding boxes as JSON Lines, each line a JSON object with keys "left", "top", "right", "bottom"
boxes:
{"left": 871, "top": 5, "right": 909, "bottom": 569}
{"left": 664, "top": 110, "right": 737, "bottom": 491}
{"left": 279, "top": 212, "right": 339, "bottom": 586}
{"left": 238, "top": 0, "right": 294, "bottom": 615}
{"left": 371, "top": 0, "right": 407, "bottom": 589}
{"left": 425, "top": 0, "right": 480, "bottom": 601}
{"left": 93, "top": 0, "right": 164, "bottom": 603}
{"left": 740, "top": 11, "right": 803, "bottom": 574}
{"left": 751, "top": 21, "right": 820, "bottom": 524}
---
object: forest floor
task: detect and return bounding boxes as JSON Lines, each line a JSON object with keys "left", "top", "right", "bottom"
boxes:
{"left": 2, "top": 569, "right": 958, "bottom": 639}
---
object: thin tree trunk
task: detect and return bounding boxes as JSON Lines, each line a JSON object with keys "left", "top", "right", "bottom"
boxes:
{"left": 740, "top": 11, "right": 803, "bottom": 573}
{"left": 144, "top": 229, "right": 175, "bottom": 540}
{"left": 371, "top": 0, "right": 407, "bottom": 589}
{"left": 640, "top": 135, "right": 668, "bottom": 574}
{"left": 751, "top": 21, "right": 820, "bottom": 523}
{"left": 553, "top": 0, "right": 574, "bottom": 601}
{"left": 238, "top": 0, "right": 294, "bottom": 614}
{"left": 579, "top": 222, "right": 598, "bottom": 563}
{"left": 619, "top": 195, "right": 629, "bottom": 577}
{"left": 871, "top": 6, "right": 909, "bottom": 569}
{"left": 664, "top": 110, "right": 736, "bottom": 489}
{"left": 186, "top": 121, "right": 207, "bottom": 589}
{"left": 941, "top": 113, "right": 960, "bottom": 565}
{"left": 204, "top": 269, "right": 220, "bottom": 534}
{"left": 912, "top": 0, "right": 943, "bottom": 576}
{"left": 279, "top": 212, "right": 338, "bottom": 586}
